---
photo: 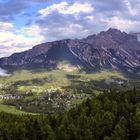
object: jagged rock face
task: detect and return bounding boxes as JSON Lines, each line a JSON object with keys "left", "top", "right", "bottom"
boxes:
{"left": 68, "top": 28, "right": 140, "bottom": 72}
{"left": 0, "top": 28, "right": 140, "bottom": 72}
{"left": 0, "top": 40, "right": 82, "bottom": 68}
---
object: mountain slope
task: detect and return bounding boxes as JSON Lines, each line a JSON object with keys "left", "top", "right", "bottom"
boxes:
{"left": 0, "top": 28, "right": 140, "bottom": 72}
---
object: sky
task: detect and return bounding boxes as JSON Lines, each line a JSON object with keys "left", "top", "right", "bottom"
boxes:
{"left": 0, "top": 0, "right": 140, "bottom": 57}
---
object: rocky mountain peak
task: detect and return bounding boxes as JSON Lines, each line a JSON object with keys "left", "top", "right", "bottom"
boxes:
{"left": 0, "top": 28, "right": 140, "bottom": 73}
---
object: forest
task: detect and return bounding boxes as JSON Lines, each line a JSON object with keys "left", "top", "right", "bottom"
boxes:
{"left": 0, "top": 88, "right": 140, "bottom": 140}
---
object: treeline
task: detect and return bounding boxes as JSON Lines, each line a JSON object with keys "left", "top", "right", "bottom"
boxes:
{"left": 0, "top": 88, "right": 140, "bottom": 140}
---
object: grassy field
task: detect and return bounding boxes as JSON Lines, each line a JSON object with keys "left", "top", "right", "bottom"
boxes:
{"left": 72, "top": 70, "right": 126, "bottom": 81}
{"left": 0, "top": 69, "right": 126, "bottom": 83}
{"left": 0, "top": 68, "right": 138, "bottom": 114}
{"left": 0, "top": 69, "right": 70, "bottom": 92}
{"left": 0, "top": 69, "right": 69, "bottom": 85}
{"left": 0, "top": 69, "right": 127, "bottom": 92}
{"left": 0, "top": 104, "right": 36, "bottom": 115}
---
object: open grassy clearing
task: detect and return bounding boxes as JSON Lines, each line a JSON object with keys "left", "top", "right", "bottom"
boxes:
{"left": 0, "top": 104, "right": 36, "bottom": 115}
{"left": 67, "top": 70, "right": 126, "bottom": 81}
{"left": 0, "top": 69, "right": 126, "bottom": 91}
{"left": 0, "top": 68, "right": 137, "bottom": 114}
{"left": 0, "top": 69, "right": 71, "bottom": 92}
{"left": 0, "top": 69, "right": 69, "bottom": 85}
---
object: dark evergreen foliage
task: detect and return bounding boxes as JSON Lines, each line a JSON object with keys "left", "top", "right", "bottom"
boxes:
{"left": 0, "top": 88, "right": 140, "bottom": 140}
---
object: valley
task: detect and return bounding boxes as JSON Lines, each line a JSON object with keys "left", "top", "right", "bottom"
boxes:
{"left": 0, "top": 29, "right": 140, "bottom": 115}
{"left": 0, "top": 0, "right": 140, "bottom": 138}
{"left": 0, "top": 66, "right": 139, "bottom": 114}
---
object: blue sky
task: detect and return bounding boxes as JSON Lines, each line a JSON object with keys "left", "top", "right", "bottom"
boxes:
{"left": 0, "top": 0, "right": 140, "bottom": 57}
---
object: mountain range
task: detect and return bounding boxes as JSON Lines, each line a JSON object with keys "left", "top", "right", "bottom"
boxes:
{"left": 0, "top": 28, "right": 140, "bottom": 73}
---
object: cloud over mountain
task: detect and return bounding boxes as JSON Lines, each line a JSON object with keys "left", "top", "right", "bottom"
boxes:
{"left": 0, "top": 0, "right": 140, "bottom": 57}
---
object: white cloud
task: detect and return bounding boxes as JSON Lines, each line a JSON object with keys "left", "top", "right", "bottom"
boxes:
{"left": 39, "top": 1, "right": 93, "bottom": 17}
{"left": 0, "top": 22, "right": 13, "bottom": 30}
{"left": 0, "top": 31, "right": 42, "bottom": 47}
{"left": 0, "top": 23, "right": 45, "bottom": 57}
{"left": 42, "top": 23, "right": 90, "bottom": 41}
{"left": 0, "top": 46, "right": 26, "bottom": 57}
{"left": 85, "top": 15, "right": 95, "bottom": 22}
{"left": 124, "top": 0, "right": 138, "bottom": 16}
{"left": 1, "top": 0, "right": 140, "bottom": 58}
{"left": 102, "top": 16, "right": 138, "bottom": 31}
{"left": 20, "top": 25, "right": 45, "bottom": 39}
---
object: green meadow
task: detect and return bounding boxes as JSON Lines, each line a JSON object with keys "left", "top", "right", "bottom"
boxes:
{"left": 0, "top": 68, "right": 132, "bottom": 114}
{"left": 0, "top": 68, "right": 128, "bottom": 94}
{"left": 0, "top": 104, "right": 36, "bottom": 115}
